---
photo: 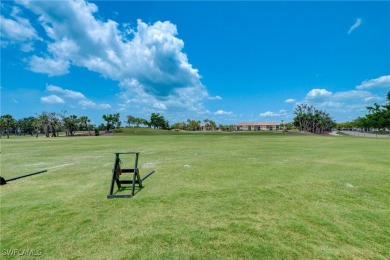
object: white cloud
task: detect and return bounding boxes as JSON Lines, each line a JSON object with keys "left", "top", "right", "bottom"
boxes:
{"left": 304, "top": 88, "right": 380, "bottom": 105}
{"left": 28, "top": 56, "right": 70, "bottom": 76}
{"left": 259, "top": 111, "right": 276, "bottom": 117}
{"left": 48, "top": 37, "right": 80, "bottom": 60}
{"left": 97, "top": 103, "right": 112, "bottom": 109}
{"left": 46, "top": 85, "right": 85, "bottom": 99}
{"left": 41, "top": 95, "right": 65, "bottom": 104}
{"left": 260, "top": 109, "right": 287, "bottom": 117}
{"left": 153, "top": 102, "right": 167, "bottom": 110}
{"left": 318, "top": 101, "right": 343, "bottom": 109}
{"left": 78, "top": 100, "right": 95, "bottom": 108}
{"left": 356, "top": 75, "right": 390, "bottom": 89}
{"left": 306, "top": 89, "right": 333, "bottom": 100}
{"left": 0, "top": 6, "right": 42, "bottom": 52}
{"left": 45, "top": 84, "right": 111, "bottom": 109}
{"left": 333, "top": 90, "right": 374, "bottom": 99}
{"left": 20, "top": 42, "right": 34, "bottom": 52}
{"left": 209, "top": 95, "right": 223, "bottom": 100}
{"left": 214, "top": 110, "right": 232, "bottom": 116}
{"left": 295, "top": 86, "right": 385, "bottom": 121}
{"left": 14, "top": 0, "right": 211, "bottom": 113}
{"left": 348, "top": 18, "right": 362, "bottom": 34}
{"left": 285, "top": 98, "right": 296, "bottom": 103}
{"left": 364, "top": 96, "right": 381, "bottom": 102}
{"left": 0, "top": 14, "right": 39, "bottom": 43}
{"left": 78, "top": 100, "right": 111, "bottom": 109}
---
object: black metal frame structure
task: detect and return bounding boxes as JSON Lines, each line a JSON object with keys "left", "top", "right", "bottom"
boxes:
{"left": 107, "top": 152, "right": 155, "bottom": 199}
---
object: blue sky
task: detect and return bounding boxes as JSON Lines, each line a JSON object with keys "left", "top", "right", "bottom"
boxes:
{"left": 1, "top": 1, "right": 389, "bottom": 126}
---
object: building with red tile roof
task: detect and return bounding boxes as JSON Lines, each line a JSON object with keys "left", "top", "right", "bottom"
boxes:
{"left": 236, "top": 122, "right": 280, "bottom": 131}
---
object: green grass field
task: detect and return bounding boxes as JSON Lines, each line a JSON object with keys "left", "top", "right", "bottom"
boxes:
{"left": 1, "top": 130, "right": 389, "bottom": 259}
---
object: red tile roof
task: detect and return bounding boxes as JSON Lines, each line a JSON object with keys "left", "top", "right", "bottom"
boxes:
{"left": 236, "top": 122, "right": 277, "bottom": 126}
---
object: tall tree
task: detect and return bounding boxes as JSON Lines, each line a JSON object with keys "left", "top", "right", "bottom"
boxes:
{"left": 32, "top": 117, "right": 42, "bottom": 137}
{"left": 186, "top": 119, "right": 201, "bottom": 131}
{"left": 383, "top": 91, "right": 390, "bottom": 130}
{"left": 37, "top": 112, "right": 57, "bottom": 137}
{"left": 17, "top": 117, "right": 36, "bottom": 135}
{"left": 360, "top": 91, "right": 390, "bottom": 131}
{"left": 102, "top": 113, "right": 120, "bottom": 132}
{"left": 62, "top": 114, "right": 79, "bottom": 136}
{"left": 172, "top": 122, "right": 187, "bottom": 130}
{"left": 293, "top": 104, "right": 334, "bottom": 133}
{"left": 203, "top": 119, "right": 210, "bottom": 131}
{"left": 209, "top": 119, "right": 217, "bottom": 131}
{"left": 0, "top": 114, "right": 15, "bottom": 138}
{"left": 150, "top": 113, "right": 168, "bottom": 129}
{"left": 126, "top": 115, "right": 136, "bottom": 127}
{"left": 79, "top": 116, "right": 92, "bottom": 135}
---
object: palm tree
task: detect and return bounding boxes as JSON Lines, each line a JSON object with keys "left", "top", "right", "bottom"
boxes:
{"left": 80, "top": 116, "right": 92, "bottom": 135}
{"left": 38, "top": 112, "right": 51, "bottom": 137}
{"left": 294, "top": 105, "right": 304, "bottom": 131}
{"left": 63, "top": 115, "right": 79, "bottom": 136}
{"left": 0, "top": 114, "right": 15, "bottom": 138}
{"left": 187, "top": 119, "right": 200, "bottom": 131}
{"left": 32, "top": 117, "right": 41, "bottom": 137}
{"left": 103, "top": 113, "right": 120, "bottom": 132}
{"left": 203, "top": 119, "right": 210, "bottom": 131}
{"left": 127, "top": 115, "right": 136, "bottom": 127}
{"left": 209, "top": 120, "right": 217, "bottom": 131}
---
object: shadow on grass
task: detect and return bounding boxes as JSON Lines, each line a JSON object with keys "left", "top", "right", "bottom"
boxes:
{"left": 110, "top": 185, "right": 146, "bottom": 198}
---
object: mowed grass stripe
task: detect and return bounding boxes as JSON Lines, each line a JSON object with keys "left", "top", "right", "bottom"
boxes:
{"left": 1, "top": 131, "right": 389, "bottom": 259}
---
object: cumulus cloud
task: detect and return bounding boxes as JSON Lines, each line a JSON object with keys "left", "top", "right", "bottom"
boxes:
{"left": 78, "top": 100, "right": 95, "bottom": 107}
{"left": 41, "top": 95, "right": 65, "bottom": 104}
{"left": 46, "top": 85, "right": 86, "bottom": 99}
{"left": 79, "top": 100, "right": 111, "bottom": 109}
{"left": 333, "top": 90, "right": 374, "bottom": 99}
{"left": 153, "top": 102, "right": 167, "bottom": 110}
{"left": 260, "top": 109, "right": 287, "bottom": 117}
{"left": 0, "top": 7, "right": 40, "bottom": 49}
{"left": 364, "top": 96, "right": 381, "bottom": 102}
{"left": 306, "top": 89, "right": 333, "bottom": 100}
{"left": 44, "top": 84, "right": 111, "bottom": 109}
{"left": 348, "top": 18, "right": 362, "bottom": 34}
{"left": 209, "top": 95, "right": 223, "bottom": 100}
{"left": 304, "top": 88, "right": 381, "bottom": 105}
{"left": 28, "top": 56, "right": 70, "bottom": 76}
{"left": 285, "top": 98, "right": 296, "bottom": 103}
{"left": 297, "top": 87, "right": 383, "bottom": 120}
{"left": 12, "top": 0, "right": 210, "bottom": 113}
{"left": 285, "top": 75, "right": 388, "bottom": 121}
{"left": 356, "top": 75, "right": 390, "bottom": 89}
{"left": 0, "top": 16, "right": 34, "bottom": 41}
{"left": 214, "top": 110, "right": 232, "bottom": 116}
{"left": 259, "top": 111, "right": 277, "bottom": 117}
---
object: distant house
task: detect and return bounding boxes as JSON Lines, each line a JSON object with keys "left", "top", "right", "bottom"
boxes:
{"left": 236, "top": 122, "right": 280, "bottom": 131}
